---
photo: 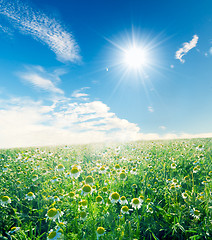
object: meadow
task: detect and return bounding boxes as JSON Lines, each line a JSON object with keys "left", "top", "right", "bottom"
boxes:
{"left": 0, "top": 138, "right": 211, "bottom": 240}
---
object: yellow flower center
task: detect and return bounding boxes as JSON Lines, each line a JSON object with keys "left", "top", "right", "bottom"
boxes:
{"left": 111, "top": 192, "right": 120, "bottom": 200}
{"left": 122, "top": 206, "right": 129, "bottom": 212}
{"left": 146, "top": 198, "right": 151, "bottom": 203}
{"left": 120, "top": 173, "right": 126, "bottom": 179}
{"left": 69, "top": 192, "right": 75, "bottom": 197}
{"left": 96, "top": 196, "right": 103, "bottom": 203}
{"left": 102, "top": 187, "right": 108, "bottom": 192}
{"left": 11, "top": 227, "right": 17, "bottom": 231}
{"left": 115, "top": 164, "right": 120, "bottom": 169}
{"left": 1, "top": 196, "right": 10, "bottom": 202}
{"left": 120, "top": 196, "right": 126, "bottom": 201}
{"left": 52, "top": 176, "right": 57, "bottom": 180}
{"left": 48, "top": 231, "right": 57, "bottom": 239}
{"left": 97, "top": 227, "right": 105, "bottom": 235}
{"left": 85, "top": 176, "right": 94, "bottom": 184}
{"left": 47, "top": 208, "right": 58, "bottom": 218}
{"left": 132, "top": 198, "right": 139, "bottom": 205}
{"left": 58, "top": 164, "right": 64, "bottom": 169}
{"left": 80, "top": 200, "right": 88, "bottom": 206}
{"left": 194, "top": 210, "right": 200, "bottom": 216}
{"left": 82, "top": 184, "right": 92, "bottom": 193}
{"left": 71, "top": 167, "right": 79, "bottom": 174}
{"left": 80, "top": 212, "right": 86, "bottom": 218}
{"left": 100, "top": 166, "right": 105, "bottom": 171}
{"left": 27, "top": 192, "right": 34, "bottom": 197}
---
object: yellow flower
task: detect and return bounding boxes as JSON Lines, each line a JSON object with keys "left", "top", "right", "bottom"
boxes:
{"left": 121, "top": 206, "right": 130, "bottom": 214}
{"left": 109, "top": 192, "right": 120, "bottom": 203}
{"left": 81, "top": 184, "right": 92, "bottom": 196}
{"left": 97, "top": 227, "right": 105, "bottom": 238}
{"left": 0, "top": 196, "right": 11, "bottom": 206}
{"left": 131, "top": 198, "right": 142, "bottom": 209}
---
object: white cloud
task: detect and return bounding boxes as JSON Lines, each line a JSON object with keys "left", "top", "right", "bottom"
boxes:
{"left": 71, "top": 87, "right": 90, "bottom": 100}
{"left": 19, "top": 66, "right": 64, "bottom": 94}
{"left": 159, "top": 126, "right": 166, "bottom": 130}
{"left": 0, "top": 0, "right": 80, "bottom": 62}
{"left": 175, "top": 35, "right": 199, "bottom": 63}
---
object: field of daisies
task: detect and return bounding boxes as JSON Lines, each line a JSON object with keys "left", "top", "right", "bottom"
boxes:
{"left": 0, "top": 138, "right": 211, "bottom": 240}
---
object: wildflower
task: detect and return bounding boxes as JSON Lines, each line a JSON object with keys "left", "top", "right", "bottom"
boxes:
{"left": 96, "top": 196, "right": 104, "bottom": 204}
{"left": 69, "top": 192, "right": 75, "bottom": 198}
{"left": 56, "top": 164, "right": 65, "bottom": 172}
{"left": 171, "top": 163, "right": 177, "bottom": 169}
{"left": 25, "top": 192, "right": 35, "bottom": 201}
{"left": 119, "top": 172, "right": 127, "bottom": 181}
{"left": 131, "top": 184, "right": 137, "bottom": 189}
{"left": 119, "top": 196, "right": 128, "bottom": 205}
{"left": 172, "top": 179, "right": 178, "bottom": 185}
{"left": 65, "top": 172, "right": 72, "bottom": 178}
{"left": 81, "top": 184, "right": 92, "bottom": 196}
{"left": 193, "top": 165, "right": 200, "bottom": 173}
{"left": 182, "top": 192, "right": 188, "bottom": 199}
{"left": 131, "top": 198, "right": 142, "bottom": 209}
{"left": 130, "top": 168, "right": 137, "bottom": 175}
{"left": 80, "top": 211, "right": 87, "bottom": 220}
{"left": 190, "top": 208, "right": 201, "bottom": 219}
{"left": 147, "top": 206, "right": 153, "bottom": 214}
{"left": 97, "top": 227, "right": 106, "bottom": 239}
{"left": 51, "top": 176, "right": 58, "bottom": 183}
{"left": 109, "top": 192, "right": 120, "bottom": 203}
{"left": 85, "top": 176, "right": 94, "bottom": 185}
{"left": 8, "top": 227, "right": 20, "bottom": 234}
{"left": 102, "top": 187, "right": 108, "bottom": 193}
{"left": 0, "top": 196, "right": 11, "bottom": 206}
{"left": 114, "top": 164, "right": 121, "bottom": 171}
{"left": 47, "top": 228, "right": 63, "bottom": 240}
{"left": 32, "top": 174, "right": 38, "bottom": 181}
{"left": 196, "top": 145, "right": 204, "bottom": 151}
{"left": 121, "top": 206, "right": 130, "bottom": 214}
{"left": 2, "top": 165, "right": 8, "bottom": 172}
{"left": 70, "top": 166, "right": 81, "bottom": 178}
{"left": 79, "top": 199, "right": 88, "bottom": 208}
{"left": 52, "top": 196, "right": 60, "bottom": 202}
{"left": 99, "top": 165, "right": 107, "bottom": 174}
{"left": 46, "top": 208, "right": 63, "bottom": 221}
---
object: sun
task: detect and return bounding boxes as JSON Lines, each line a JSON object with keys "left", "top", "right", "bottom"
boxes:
{"left": 124, "top": 46, "right": 147, "bottom": 70}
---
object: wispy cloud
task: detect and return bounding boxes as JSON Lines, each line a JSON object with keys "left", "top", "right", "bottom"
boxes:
{"left": 19, "top": 66, "right": 64, "bottom": 94}
{"left": 148, "top": 106, "right": 154, "bottom": 112}
{"left": 71, "top": 87, "right": 90, "bottom": 100}
{"left": 0, "top": 0, "right": 80, "bottom": 62}
{"left": 176, "top": 35, "right": 199, "bottom": 63}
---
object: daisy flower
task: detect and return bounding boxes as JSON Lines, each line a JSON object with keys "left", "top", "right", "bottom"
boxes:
{"left": 182, "top": 192, "right": 188, "bottom": 199}
{"left": 131, "top": 198, "right": 142, "bottom": 209}
{"left": 96, "top": 195, "right": 104, "bottom": 204}
{"left": 119, "top": 196, "right": 128, "bottom": 205}
{"left": 79, "top": 199, "right": 88, "bottom": 208}
{"left": 119, "top": 172, "right": 127, "bottom": 181}
{"left": 109, "top": 192, "right": 120, "bottom": 203}
{"left": 0, "top": 196, "right": 11, "bottom": 206}
{"left": 193, "top": 165, "right": 201, "bottom": 173}
{"left": 32, "top": 174, "right": 38, "bottom": 181}
{"left": 97, "top": 227, "right": 106, "bottom": 239}
{"left": 25, "top": 192, "right": 35, "bottom": 201}
{"left": 8, "top": 227, "right": 20, "bottom": 234}
{"left": 56, "top": 164, "right": 65, "bottom": 172}
{"left": 81, "top": 184, "right": 93, "bottom": 196}
{"left": 121, "top": 206, "right": 130, "bottom": 214}
{"left": 99, "top": 165, "right": 107, "bottom": 174}
{"left": 171, "top": 163, "right": 177, "bottom": 169}
{"left": 130, "top": 168, "right": 137, "bottom": 175}
{"left": 80, "top": 211, "right": 87, "bottom": 220}
{"left": 190, "top": 208, "right": 201, "bottom": 220}
{"left": 51, "top": 176, "right": 58, "bottom": 183}
{"left": 70, "top": 166, "right": 81, "bottom": 178}
{"left": 85, "top": 176, "right": 94, "bottom": 186}
{"left": 46, "top": 208, "right": 63, "bottom": 222}
{"left": 47, "top": 228, "right": 63, "bottom": 240}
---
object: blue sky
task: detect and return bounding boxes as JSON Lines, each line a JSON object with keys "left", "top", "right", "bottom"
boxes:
{"left": 0, "top": 0, "right": 212, "bottom": 148}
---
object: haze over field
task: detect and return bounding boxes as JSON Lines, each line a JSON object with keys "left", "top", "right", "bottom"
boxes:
{"left": 0, "top": 0, "right": 212, "bottom": 148}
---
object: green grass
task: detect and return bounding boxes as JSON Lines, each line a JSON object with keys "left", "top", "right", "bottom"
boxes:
{"left": 0, "top": 138, "right": 211, "bottom": 239}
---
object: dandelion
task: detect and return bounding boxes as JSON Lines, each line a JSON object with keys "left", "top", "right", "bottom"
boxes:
{"left": 46, "top": 208, "right": 63, "bottom": 221}
{"left": 56, "top": 164, "right": 65, "bottom": 172}
{"left": 8, "top": 227, "right": 20, "bottom": 234}
{"left": 47, "top": 228, "right": 63, "bottom": 240}
{"left": 190, "top": 208, "right": 201, "bottom": 220}
{"left": 25, "top": 192, "right": 35, "bottom": 201}
{"left": 131, "top": 198, "right": 142, "bottom": 209}
{"left": 119, "top": 196, "right": 128, "bottom": 205}
{"left": 85, "top": 176, "right": 94, "bottom": 185}
{"left": 121, "top": 206, "right": 130, "bottom": 214}
{"left": 97, "top": 227, "right": 106, "bottom": 239}
{"left": 171, "top": 163, "right": 177, "bottom": 169}
{"left": 0, "top": 196, "right": 11, "bottom": 206}
{"left": 81, "top": 184, "right": 92, "bottom": 196}
{"left": 109, "top": 192, "right": 120, "bottom": 203}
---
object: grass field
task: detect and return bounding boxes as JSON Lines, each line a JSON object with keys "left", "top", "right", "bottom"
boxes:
{"left": 0, "top": 138, "right": 211, "bottom": 240}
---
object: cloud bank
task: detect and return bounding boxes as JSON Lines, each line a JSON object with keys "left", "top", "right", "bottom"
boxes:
{"left": 0, "top": 0, "right": 80, "bottom": 62}
{"left": 176, "top": 35, "right": 199, "bottom": 63}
